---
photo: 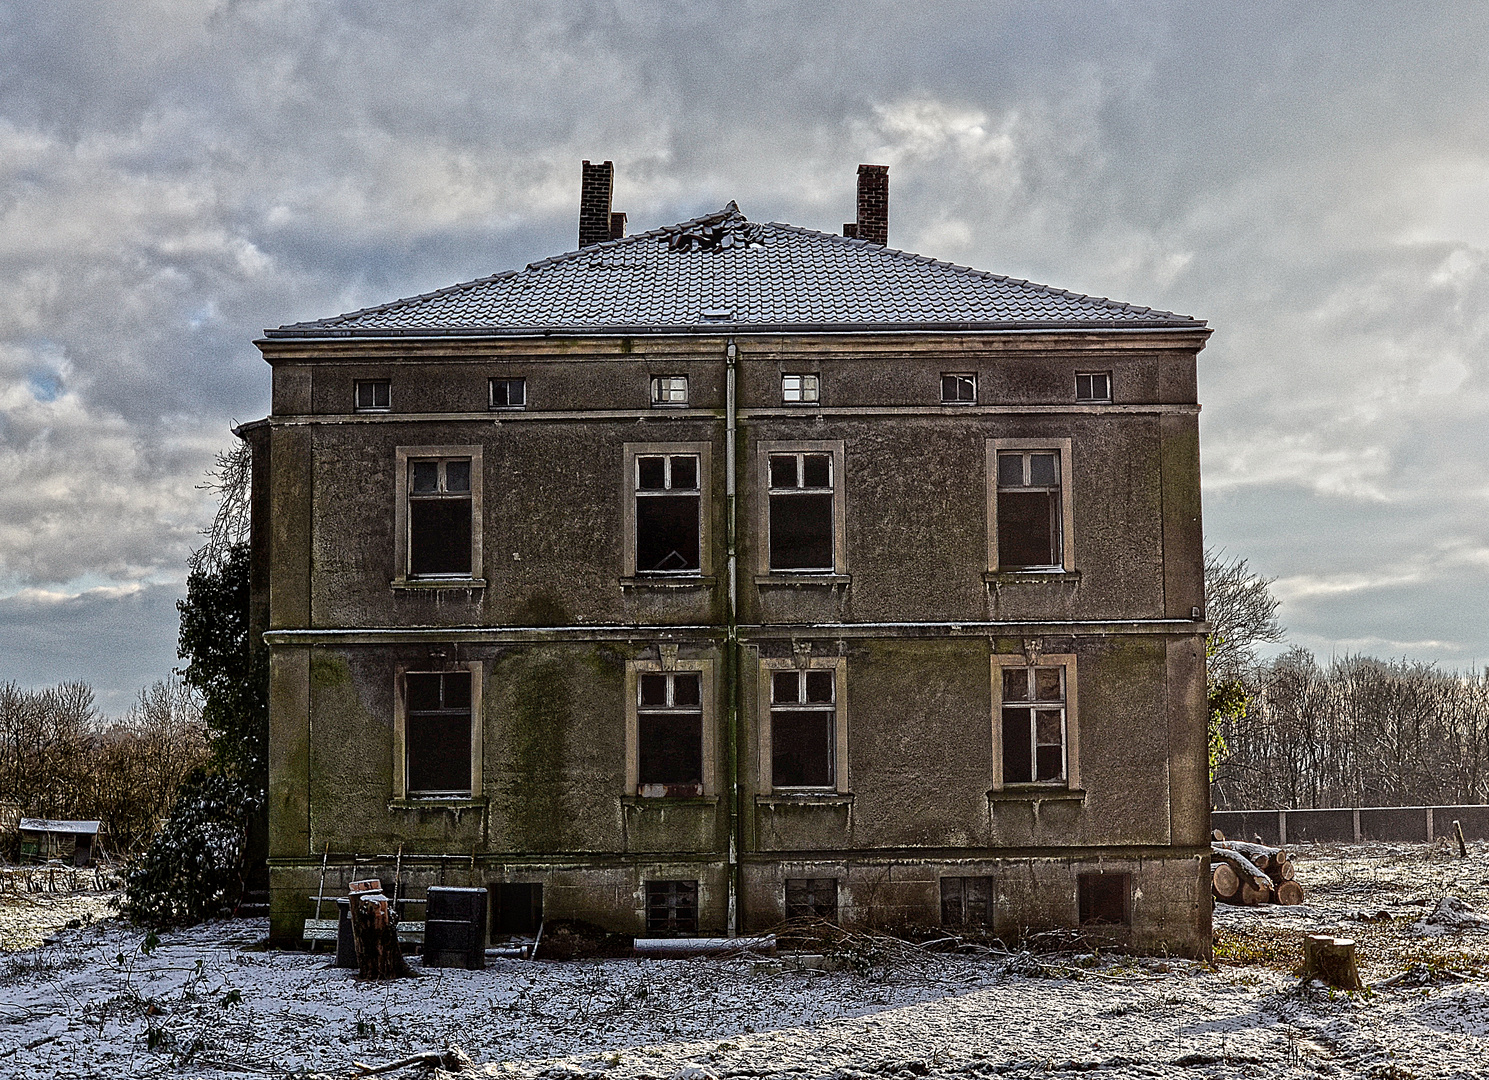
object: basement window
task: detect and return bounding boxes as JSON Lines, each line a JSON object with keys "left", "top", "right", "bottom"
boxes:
{"left": 941, "top": 373, "right": 977, "bottom": 404}
{"left": 645, "top": 880, "right": 698, "bottom": 935}
{"left": 637, "top": 672, "right": 704, "bottom": 795}
{"left": 770, "top": 668, "right": 837, "bottom": 789}
{"left": 941, "top": 876, "right": 992, "bottom": 927}
{"left": 488, "top": 883, "right": 542, "bottom": 937}
{"left": 785, "top": 878, "right": 838, "bottom": 921}
{"left": 404, "top": 670, "right": 473, "bottom": 797}
{"left": 1075, "top": 372, "right": 1111, "bottom": 403}
{"left": 767, "top": 452, "right": 834, "bottom": 571}
{"left": 355, "top": 379, "right": 391, "bottom": 412}
{"left": 1078, "top": 872, "right": 1131, "bottom": 927}
{"left": 651, "top": 375, "right": 689, "bottom": 407}
{"left": 782, "top": 374, "right": 820, "bottom": 404}
{"left": 635, "top": 454, "right": 701, "bottom": 574}
{"left": 489, "top": 377, "right": 526, "bottom": 410}
{"left": 408, "top": 457, "right": 474, "bottom": 577}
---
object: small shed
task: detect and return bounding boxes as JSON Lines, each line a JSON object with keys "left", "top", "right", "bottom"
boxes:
{"left": 18, "top": 819, "right": 101, "bottom": 866}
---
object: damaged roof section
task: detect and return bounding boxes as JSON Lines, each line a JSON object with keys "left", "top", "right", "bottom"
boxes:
{"left": 267, "top": 205, "right": 1205, "bottom": 339}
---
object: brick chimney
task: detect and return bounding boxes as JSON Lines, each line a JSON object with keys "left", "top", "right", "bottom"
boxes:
{"left": 579, "top": 161, "right": 627, "bottom": 247}
{"left": 842, "top": 164, "right": 889, "bottom": 246}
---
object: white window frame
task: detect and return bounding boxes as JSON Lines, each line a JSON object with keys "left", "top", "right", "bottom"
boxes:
{"left": 782, "top": 373, "right": 821, "bottom": 404}
{"left": 650, "top": 375, "right": 689, "bottom": 407}
{"left": 489, "top": 377, "right": 527, "bottom": 410}
{"left": 393, "top": 661, "right": 483, "bottom": 801}
{"left": 355, "top": 379, "right": 391, "bottom": 412}
{"left": 989, "top": 653, "right": 1079, "bottom": 790}
{"left": 985, "top": 438, "right": 1075, "bottom": 573}
{"left": 941, "top": 372, "right": 977, "bottom": 404}
{"left": 756, "top": 440, "right": 848, "bottom": 577}
{"left": 622, "top": 442, "right": 712, "bottom": 579}
{"left": 1075, "top": 371, "right": 1112, "bottom": 403}
{"left": 393, "top": 444, "right": 484, "bottom": 587}
{"left": 625, "top": 658, "right": 718, "bottom": 797}
{"left": 758, "top": 655, "right": 849, "bottom": 794}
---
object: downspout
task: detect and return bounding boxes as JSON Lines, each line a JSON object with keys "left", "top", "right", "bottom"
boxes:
{"left": 725, "top": 338, "right": 741, "bottom": 936}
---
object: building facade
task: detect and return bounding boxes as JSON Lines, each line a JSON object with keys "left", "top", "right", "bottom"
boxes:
{"left": 249, "top": 164, "right": 1213, "bottom": 955}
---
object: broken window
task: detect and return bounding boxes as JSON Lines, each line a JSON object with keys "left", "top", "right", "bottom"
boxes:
{"left": 785, "top": 878, "right": 838, "bottom": 921}
{"left": 1078, "top": 873, "right": 1130, "bottom": 926}
{"left": 636, "top": 671, "right": 703, "bottom": 795}
{"left": 771, "top": 669, "right": 836, "bottom": 788}
{"left": 635, "top": 454, "right": 701, "bottom": 574}
{"left": 645, "top": 880, "right": 698, "bottom": 935}
{"left": 355, "top": 379, "right": 391, "bottom": 411}
{"left": 940, "top": 876, "right": 993, "bottom": 927}
{"left": 941, "top": 373, "right": 977, "bottom": 404}
{"left": 408, "top": 457, "right": 473, "bottom": 577}
{"left": 1075, "top": 372, "right": 1111, "bottom": 403}
{"left": 405, "top": 670, "right": 472, "bottom": 796}
{"left": 1001, "top": 666, "right": 1066, "bottom": 784}
{"left": 996, "top": 450, "right": 1062, "bottom": 568}
{"left": 767, "top": 452, "right": 834, "bottom": 571}
{"left": 650, "top": 375, "right": 688, "bottom": 406}
{"left": 489, "top": 377, "right": 526, "bottom": 409}
{"left": 782, "top": 374, "right": 820, "bottom": 404}
{"left": 489, "top": 883, "right": 543, "bottom": 937}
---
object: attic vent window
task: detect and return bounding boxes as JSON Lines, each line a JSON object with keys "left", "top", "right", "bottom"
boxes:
{"left": 701, "top": 309, "right": 733, "bottom": 321}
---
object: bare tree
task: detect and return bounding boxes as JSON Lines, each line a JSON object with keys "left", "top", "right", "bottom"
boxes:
{"left": 1204, "top": 547, "right": 1285, "bottom": 679}
{"left": 191, "top": 437, "right": 251, "bottom": 573}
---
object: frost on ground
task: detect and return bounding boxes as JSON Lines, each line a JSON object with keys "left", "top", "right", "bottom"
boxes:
{"left": 0, "top": 842, "right": 1485, "bottom": 1080}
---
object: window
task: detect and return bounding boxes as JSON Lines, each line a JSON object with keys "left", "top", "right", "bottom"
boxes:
{"left": 941, "top": 373, "right": 977, "bottom": 404}
{"left": 782, "top": 374, "right": 820, "bottom": 404}
{"left": 768, "top": 452, "right": 833, "bottom": 571}
{"left": 645, "top": 880, "right": 698, "bottom": 935}
{"left": 397, "top": 668, "right": 480, "bottom": 798}
{"left": 635, "top": 454, "right": 700, "bottom": 574}
{"left": 785, "top": 878, "right": 838, "bottom": 921}
{"left": 1075, "top": 371, "right": 1111, "bottom": 403}
{"left": 986, "top": 439, "right": 1074, "bottom": 573}
{"left": 637, "top": 671, "right": 703, "bottom": 796}
{"left": 1078, "top": 873, "right": 1131, "bottom": 926}
{"left": 941, "top": 876, "right": 992, "bottom": 927}
{"left": 489, "top": 883, "right": 542, "bottom": 937}
{"left": 1000, "top": 665, "right": 1066, "bottom": 783}
{"left": 626, "top": 658, "right": 716, "bottom": 797}
{"left": 355, "top": 379, "right": 391, "bottom": 412}
{"left": 651, "top": 375, "right": 688, "bottom": 406}
{"left": 769, "top": 668, "right": 837, "bottom": 789}
{"left": 489, "top": 377, "right": 526, "bottom": 409}
{"left": 394, "top": 445, "right": 483, "bottom": 586}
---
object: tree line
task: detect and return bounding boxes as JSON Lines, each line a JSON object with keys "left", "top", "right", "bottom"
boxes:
{"left": 1206, "top": 549, "right": 1489, "bottom": 810}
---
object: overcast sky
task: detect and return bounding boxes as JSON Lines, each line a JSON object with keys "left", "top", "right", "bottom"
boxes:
{"left": 3, "top": 1, "right": 1488, "bottom": 711}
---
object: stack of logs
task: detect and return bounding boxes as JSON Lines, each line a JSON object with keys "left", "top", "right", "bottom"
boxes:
{"left": 1211, "top": 831, "right": 1305, "bottom": 906}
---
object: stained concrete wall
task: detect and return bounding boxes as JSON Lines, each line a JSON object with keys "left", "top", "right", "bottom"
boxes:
{"left": 1213, "top": 805, "right": 1489, "bottom": 845}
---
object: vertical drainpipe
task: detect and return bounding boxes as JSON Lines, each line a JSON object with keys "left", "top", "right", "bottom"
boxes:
{"left": 725, "top": 338, "right": 741, "bottom": 936}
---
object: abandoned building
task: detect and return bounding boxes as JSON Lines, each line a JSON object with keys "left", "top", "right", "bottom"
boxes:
{"left": 246, "top": 161, "right": 1213, "bottom": 956}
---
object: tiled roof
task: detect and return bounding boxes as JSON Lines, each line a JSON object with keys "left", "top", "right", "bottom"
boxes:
{"left": 267, "top": 204, "right": 1203, "bottom": 338}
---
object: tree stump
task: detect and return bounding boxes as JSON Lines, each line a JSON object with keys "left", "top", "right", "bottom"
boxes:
{"left": 351, "top": 893, "right": 410, "bottom": 980}
{"left": 1299, "top": 934, "right": 1361, "bottom": 990}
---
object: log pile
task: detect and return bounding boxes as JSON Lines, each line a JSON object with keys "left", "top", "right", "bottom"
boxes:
{"left": 1210, "top": 832, "right": 1304, "bottom": 906}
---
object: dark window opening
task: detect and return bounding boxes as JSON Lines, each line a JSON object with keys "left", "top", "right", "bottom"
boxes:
{"left": 996, "top": 451, "right": 1061, "bottom": 568}
{"left": 488, "top": 883, "right": 543, "bottom": 937}
{"left": 406, "top": 670, "right": 472, "bottom": 795}
{"left": 355, "top": 379, "right": 391, "bottom": 411}
{"left": 637, "top": 671, "right": 703, "bottom": 794}
{"left": 771, "top": 669, "right": 835, "bottom": 788}
{"left": 408, "top": 457, "right": 473, "bottom": 577}
{"left": 941, "top": 876, "right": 992, "bottom": 927}
{"left": 768, "top": 452, "right": 834, "bottom": 571}
{"left": 785, "top": 878, "right": 838, "bottom": 920}
{"left": 941, "top": 373, "right": 977, "bottom": 403}
{"left": 1075, "top": 372, "right": 1111, "bottom": 403}
{"left": 635, "top": 454, "right": 701, "bottom": 573}
{"left": 490, "top": 377, "right": 526, "bottom": 409}
{"left": 1078, "top": 873, "right": 1130, "bottom": 926}
{"left": 1001, "top": 666, "right": 1066, "bottom": 784}
{"left": 645, "top": 880, "right": 698, "bottom": 935}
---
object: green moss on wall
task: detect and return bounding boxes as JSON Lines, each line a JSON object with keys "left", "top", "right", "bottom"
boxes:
{"left": 309, "top": 653, "right": 349, "bottom": 689}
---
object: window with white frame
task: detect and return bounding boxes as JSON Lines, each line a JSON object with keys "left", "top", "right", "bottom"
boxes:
{"left": 1000, "top": 665, "right": 1066, "bottom": 783}
{"left": 941, "top": 373, "right": 977, "bottom": 404}
{"left": 355, "top": 379, "right": 391, "bottom": 412}
{"left": 650, "top": 375, "right": 689, "bottom": 406}
{"left": 767, "top": 452, "right": 834, "bottom": 571}
{"left": 636, "top": 670, "right": 703, "bottom": 795}
{"left": 782, "top": 374, "right": 820, "bottom": 404}
{"left": 770, "top": 668, "right": 837, "bottom": 788}
{"left": 634, "top": 454, "right": 701, "bottom": 574}
{"left": 402, "top": 669, "right": 475, "bottom": 797}
{"left": 1075, "top": 372, "right": 1111, "bottom": 403}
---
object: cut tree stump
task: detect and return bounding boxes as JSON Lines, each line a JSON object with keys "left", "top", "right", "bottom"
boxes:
{"left": 1299, "top": 934, "right": 1361, "bottom": 990}
{"left": 351, "top": 893, "right": 411, "bottom": 980}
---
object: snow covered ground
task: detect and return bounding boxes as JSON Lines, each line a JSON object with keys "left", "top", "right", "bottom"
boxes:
{"left": 1, "top": 843, "right": 1486, "bottom": 1079}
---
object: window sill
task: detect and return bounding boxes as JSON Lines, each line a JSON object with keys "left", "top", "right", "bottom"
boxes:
{"left": 756, "top": 792, "right": 854, "bottom": 806}
{"left": 391, "top": 577, "right": 487, "bottom": 591}
{"left": 619, "top": 575, "right": 716, "bottom": 590}
{"left": 621, "top": 794, "right": 720, "bottom": 807}
{"left": 987, "top": 787, "right": 1086, "bottom": 803}
{"left": 388, "top": 796, "right": 487, "bottom": 811}
{"left": 754, "top": 573, "right": 851, "bottom": 587}
{"left": 983, "top": 570, "right": 1080, "bottom": 585}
